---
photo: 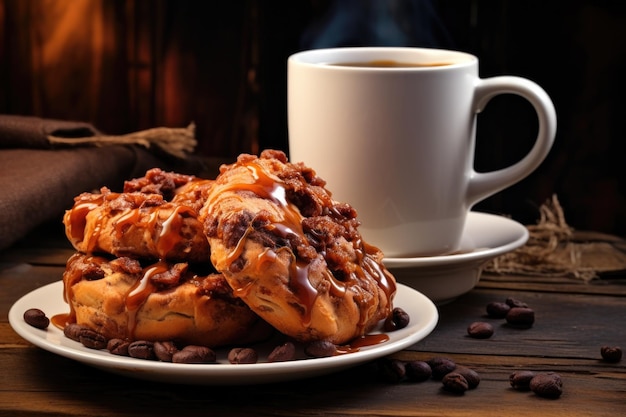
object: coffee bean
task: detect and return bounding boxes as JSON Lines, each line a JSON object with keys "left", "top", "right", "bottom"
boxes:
{"left": 442, "top": 372, "right": 469, "bottom": 393}
{"left": 404, "top": 360, "right": 432, "bottom": 382}
{"left": 153, "top": 341, "right": 179, "bottom": 362}
{"left": 172, "top": 345, "right": 216, "bottom": 364}
{"left": 304, "top": 340, "right": 336, "bottom": 358}
{"left": 506, "top": 307, "right": 535, "bottom": 327}
{"left": 530, "top": 373, "right": 563, "bottom": 398}
{"left": 509, "top": 370, "right": 536, "bottom": 391}
{"left": 379, "top": 359, "right": 407, "bottom": 383}
{"left": 228, "top": 347, "right": 258, "bottom": 364}
{"left": 78, "top": 328, "right": 108, "bottom": 350}
{"left": 467, "top": 321, "right": 494, "bottom": 339}
{"left": 268, "top": 342, "right": 296, "bottom": 362}
{"left": 63, "top": 323, "right": 87, "bottom": 342}
{"left": 427, "top": 357, "right": 457, "bottom": 380}
{"left": 23, "top": 308, "right": 49, "bottom": 330}
{"left": 600, "top": 346, "right": 622, "bottom": 363}
{"left": 486, "top": 301, "right": 511, "bottom": 318}
{"left": 128, "top": 340, "right": 155, "bottom": 360}
{"left": 454, "top": 366, "right": 480, "bottom": 389}
{"left": 383, "top": 307, "right": 410, "bottom": 331}
{"left": 107, "top": 338, "right": 130, "bottom": 356}
{"left": 505, "top": 297, "right": 528, "bottom": 308}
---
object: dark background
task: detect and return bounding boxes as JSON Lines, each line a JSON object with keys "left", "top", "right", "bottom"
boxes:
{"left": 2, "top": 0, "right": 625, "bottom": 236}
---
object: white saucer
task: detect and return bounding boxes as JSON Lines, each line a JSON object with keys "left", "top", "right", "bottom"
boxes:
{"left": 383, "top": 212, "right": 528, "bottom": 304}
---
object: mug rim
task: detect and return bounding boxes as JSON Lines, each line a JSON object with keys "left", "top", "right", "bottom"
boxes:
{"left": 288, "top": 47, "right": 477, "bottom": 71}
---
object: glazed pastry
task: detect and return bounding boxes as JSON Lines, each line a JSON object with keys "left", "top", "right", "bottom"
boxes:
{"left": 63, "top": 168, "right": 212, "bottom": 262}
{"left": 200, "top": 150, "right": 396, "bottom": 344}
{"left": 61, "top": 253, "right": 272, "bottom": 347}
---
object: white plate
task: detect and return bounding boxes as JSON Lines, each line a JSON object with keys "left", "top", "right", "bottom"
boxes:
{"left": 9, "top": 281, "right": 437, "bottom": 385}
{"left": 384, "top": 212, "right": 528, "bottom": 304}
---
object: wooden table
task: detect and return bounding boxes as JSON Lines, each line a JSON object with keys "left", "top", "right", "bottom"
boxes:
{"left": 1, "top": 222, "right": 625, "bottom": 417}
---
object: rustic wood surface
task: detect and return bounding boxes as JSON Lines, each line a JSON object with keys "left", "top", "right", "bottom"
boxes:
{"left": 1, "top": 224, "right": 624, "bottom": 417}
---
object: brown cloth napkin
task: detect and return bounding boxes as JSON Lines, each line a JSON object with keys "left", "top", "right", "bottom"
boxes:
{"left": 0, "top": 115, "right": 203, "bottom": 251}
{"left": 0, "top": 115, "right": 197, "bottom": 159}
{"left": 0, "top": 114, "right": 101, "bottom": 149}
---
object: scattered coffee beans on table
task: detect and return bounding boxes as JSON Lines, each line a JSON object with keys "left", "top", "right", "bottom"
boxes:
{"left": 509, "top": 370, "right": 536, "bottom": 391}
{"left": 467, "top": 321, "right": 494, "bottom": 339}
{"left": 442, "top": 372, "right": 469, "bottom": 393}
{"left": 427, "top": 357, "right": 458, "bottom": 380}
{"left": 529, "top": 372, "right": 563, "bottom": 398}
{"left": 467, "top": 296, "right": 536, "bottom": 340}
{"left": 505, "top": 307, "right": 535, "bottom": 327}
{"left": 485, "top": 301, "right": 510, "bottom": 319}
{"left": 404, "top": 360, "right": 432, "bottom": 382}
{"left": 378, "top": 356, "right": 481, "bottom": 395}
{"left": 600, "top": 346, "right": 622, "bottom": 363}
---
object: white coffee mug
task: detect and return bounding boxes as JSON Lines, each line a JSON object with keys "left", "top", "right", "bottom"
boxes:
{"left": 287, "top": 47, "right": 556, "bottom": 257}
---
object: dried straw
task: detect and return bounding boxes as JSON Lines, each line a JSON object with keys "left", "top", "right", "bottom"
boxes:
{"left": 484, "top": 195, "right": 598, "bottom": 281}
{"left": 48, "top": 123, "right": 197, "bottom": 159}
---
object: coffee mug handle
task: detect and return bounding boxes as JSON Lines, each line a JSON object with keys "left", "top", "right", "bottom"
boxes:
{"left": 466, "top": 76, "right": 557, "bottom": 206}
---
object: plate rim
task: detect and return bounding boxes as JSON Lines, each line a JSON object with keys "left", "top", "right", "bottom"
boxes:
{"left": 383, "top": 212, "right": 528, "bottom": 268}
{"left": 9, "top": 281, "right": 438, "bottom": 385}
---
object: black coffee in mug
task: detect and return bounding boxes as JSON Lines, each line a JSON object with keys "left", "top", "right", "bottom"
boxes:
{"left": 330, "top": 59, "right": 451, "bottom": 68}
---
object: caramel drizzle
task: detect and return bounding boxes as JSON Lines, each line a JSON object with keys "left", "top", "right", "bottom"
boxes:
{"left": 60, "top": 186, "right": 202, "bottom": 338}
{"left": 64, "top": 199, "right": 103, "bottom": 250}
{"left": 53, "top": 254, "right": 106, "bottom": 329}
{"left": 66, "top": 190, "right": 197, "bottom": 260}
{"left": 113, "top": 209, "right": 141, "bottom": 238}
{"left": 125, "top": 262, "right": 169, "bottom": 336}
{"left": 53, "top": 255, "right": 175, "bottom": 341}
{"left": 205, "top": 162, "right": 322, "bottom": 324}
{"left": 111, "top": 205, "right": 196, "bottom": 259}
{"left": 207, "top": 159, "right": 396, "bottom": 330}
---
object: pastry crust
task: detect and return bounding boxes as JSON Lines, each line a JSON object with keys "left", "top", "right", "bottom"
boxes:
{"left": 199, "top": 150, "right": 396, "bottom": 344}
{"left": 62, "top": 253, "right": 272, "bottom": 347}
{"left": 63, "top": 168, "right": 212, "bottom": 262}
